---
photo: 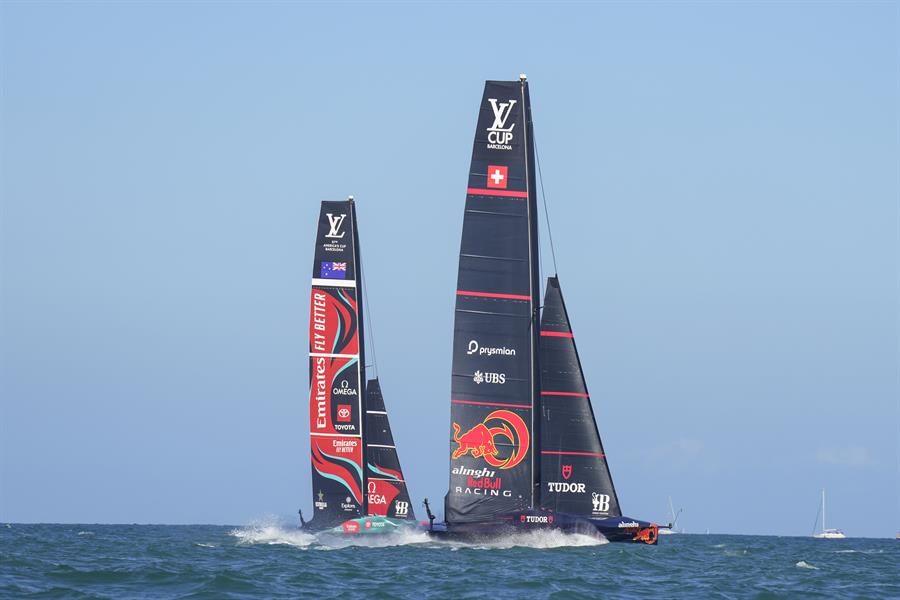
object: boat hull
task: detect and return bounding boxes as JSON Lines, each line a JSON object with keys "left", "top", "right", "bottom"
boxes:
{"left": 813, "top": 531, "right": 847, "bottom": 539}
{"left": 303, "top": 515, "right": 408, "bottom": 536}
{"left": 423, "top": 511, "right": 659, "bottom": 545}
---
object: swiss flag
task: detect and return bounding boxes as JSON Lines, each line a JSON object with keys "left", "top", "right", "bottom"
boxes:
{"left": 487, "top": 165, "right": 508, "bottom": 189}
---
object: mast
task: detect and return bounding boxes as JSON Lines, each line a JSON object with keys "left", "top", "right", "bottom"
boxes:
{"left": 350, "top": 198, "right": 368, "bottom": 515}
{"left": 521, "top": 74, "right": 542, "bottom": 506}
{"left": 822, "top": 489, "right": 826, "bottom": 531}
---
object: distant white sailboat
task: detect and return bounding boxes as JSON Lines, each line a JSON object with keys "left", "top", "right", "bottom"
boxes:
{"left": 812, "top": 489, "right": 846, "bottom": 539}
{"left": 659, "top": 496, "right": 683, "bottom": 535}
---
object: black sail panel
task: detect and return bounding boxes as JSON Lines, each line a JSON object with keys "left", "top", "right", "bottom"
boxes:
{"left": 307, "top": 200, "right": 367, "bottom": 528}
{"left": 539, "top": 276, "right": 622, "bottom": 518}
{"left": 446, "top": 80, "right": 540, "bottom": 523}
{"left": 364, "top": 379, "right": 416, "bottom": 521}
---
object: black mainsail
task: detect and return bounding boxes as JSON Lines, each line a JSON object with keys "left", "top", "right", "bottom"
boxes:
{"left": 445, "top": 79, "right": 541, "bottom": 523}
{"left": 440, "top": 78, "right": 659, "bottom": 543}
{"left": 539, "top": 276, "right": 621, "bottom": 518}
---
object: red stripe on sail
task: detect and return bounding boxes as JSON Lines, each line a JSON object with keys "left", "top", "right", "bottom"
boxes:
{"left": 457, "top": 290, "right": 531, "bottom": 301}
{"left": 541, "top": 331, "right": 573, "bottom": 338}
{"left": 541, "top": 391, "right": 590, "bottom": 397}
{"left": 541, "top": 450, "right": 606, "bottom": 457}
{"left": 466, "top": 188, "right": 528, "bottom": 198}
{"left": 451, "top": 399, "right": 532, "bottom": 409}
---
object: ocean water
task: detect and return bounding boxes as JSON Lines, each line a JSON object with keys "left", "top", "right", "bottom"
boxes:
{"left": 1, "top": 522, "right": 898, "bottom": 599}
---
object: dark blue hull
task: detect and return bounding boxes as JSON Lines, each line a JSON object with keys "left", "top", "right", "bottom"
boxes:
{"left": 423, "top": 510, "right": 660, "bottom": 545}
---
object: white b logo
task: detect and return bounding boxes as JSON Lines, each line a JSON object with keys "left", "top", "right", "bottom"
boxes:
{"left": 592, "top": 492, "right": 611, "bottom": 512}
{"left": 395, "top": 501, "right": 409, "bottom": 516}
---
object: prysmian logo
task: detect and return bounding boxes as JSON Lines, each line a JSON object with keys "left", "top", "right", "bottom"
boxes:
{"left": 467, "top": 340, "right": 517, "bottom": 357}
{"left": 325, "top": 213, "right": 347, "bottom": 239}
{"left": 486, "top": 98, "right": 516, "bottom": 150}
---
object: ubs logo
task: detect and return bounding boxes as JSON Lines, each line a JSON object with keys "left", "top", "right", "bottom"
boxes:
{"left": 473, "top": 370, "right": 506, "bottom": 385}
{"left": 325, "top": 213, "right": 347, "bottom": 239}
{"left": 486, "top": 98, "right": 517, "bottom": 150}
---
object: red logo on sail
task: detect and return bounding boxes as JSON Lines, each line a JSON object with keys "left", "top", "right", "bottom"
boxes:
{"left": 487, "top": 165, "right": 508, "bottom": 189}
{"left": 562, "top": 465, "right": 572, "bottom": 480}
{"left": 337, "top": 405, "right": 352, "bottom": 422}
{"left": 634, "top": 524, "right": 659, "bottom": 545}
{"left": 451, "top": 409, "right": 529, "bottom": 469}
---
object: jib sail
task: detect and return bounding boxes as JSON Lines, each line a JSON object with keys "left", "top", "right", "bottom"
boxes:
{"left": 364, "top": 379, "right": 415, "bottom": 521}
{"left": 308, "top": 200, "right": 367, "bottom": 527}
{"left": 539, "top": 276, "right": 621, "bottom": 518}
{"left": 445, "top": 78, "right": 541, "bottom": 523}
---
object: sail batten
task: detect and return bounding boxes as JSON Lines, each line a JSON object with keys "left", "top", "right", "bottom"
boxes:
{"left": 466, "top": 188, "right": 529, "bottom": 198}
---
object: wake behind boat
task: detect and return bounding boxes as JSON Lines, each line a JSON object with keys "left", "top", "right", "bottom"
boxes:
{"left": 300, "top": 198, "right": 416, "bottom": 535}
{"left": 425, "top": 76, "right": 661, "bottom": 545}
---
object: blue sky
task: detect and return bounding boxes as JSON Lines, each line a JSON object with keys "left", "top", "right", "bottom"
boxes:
{"left": 1, "top": 1, "right": 897, "bottom": 537}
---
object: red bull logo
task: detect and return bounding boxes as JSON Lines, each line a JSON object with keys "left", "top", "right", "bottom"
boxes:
{"left": 451, "top": 410, "right": 530, "bottom": 469}
{"left": 633, "top": 524, "right": 659, "bottom": 545}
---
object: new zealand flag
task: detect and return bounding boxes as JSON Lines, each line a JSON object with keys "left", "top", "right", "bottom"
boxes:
{"left": 320, "top": 261, "right": 347, "bottom": 279}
